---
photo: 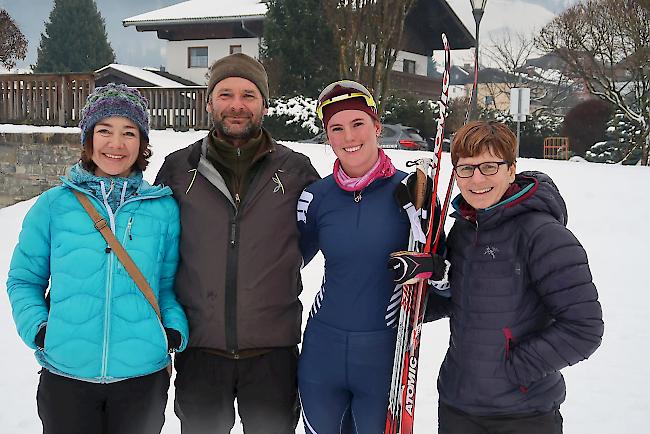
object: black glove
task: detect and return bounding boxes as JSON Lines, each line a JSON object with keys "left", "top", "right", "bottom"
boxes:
{"left": 165, "top": 328, "right": 182, "bottom": 353}
{"left": 388, "top": 251, "right": 447, "bottom": 284}
{"left": 35, "top": 326, "right": 47, "bottom": 350}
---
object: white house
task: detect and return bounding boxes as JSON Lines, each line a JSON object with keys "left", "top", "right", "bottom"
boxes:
{"left": 123, "top": 0, "right": 474, "bottom": 98}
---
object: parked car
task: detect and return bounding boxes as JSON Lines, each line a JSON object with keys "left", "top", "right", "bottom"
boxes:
{"left": 300, "top": 123, "right": 429, "bottom": 151}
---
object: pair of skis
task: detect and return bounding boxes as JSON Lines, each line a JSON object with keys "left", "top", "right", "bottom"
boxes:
{"left": 384, "top": 33, "right": 450, "bottom": 434}
{"left": 385, "top": 26, "right": 483, "bottom": 433}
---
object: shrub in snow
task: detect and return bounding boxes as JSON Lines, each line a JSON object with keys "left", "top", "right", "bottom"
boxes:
{"left": 491, "top": 110, "right": 564, "bottom": 159}
{"left": 585, "top": 111, "right": 642, "bottom": 165}
{"left": 560, "top": 99, "right": 614, "bottom": 157}
{"left": 381, "top": 94, "right": 440, "bottom": 138}
{"left": 265, "top": 96, "right": 319, "bottom": 141}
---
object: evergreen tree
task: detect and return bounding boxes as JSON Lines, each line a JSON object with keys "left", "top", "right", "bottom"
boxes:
{"left": 586, "top": 111, "right": 642, "bottom": 164}
{"left": 381, "top": 93, "right": 439, "bottom": 138}
{"left": 34, "top": 0, "right": 115, "bottom": 73}
{"left": 261, "top": 0, "right": 339, "bottom": 98}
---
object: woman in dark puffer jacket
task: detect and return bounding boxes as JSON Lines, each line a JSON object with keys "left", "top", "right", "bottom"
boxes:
{"left": 426, "top": 121, "right": 604, "bottom": 434}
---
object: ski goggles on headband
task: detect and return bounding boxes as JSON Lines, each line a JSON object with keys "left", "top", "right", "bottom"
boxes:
{"left": 316, "top": 80, "right": 377, "bottom": 120}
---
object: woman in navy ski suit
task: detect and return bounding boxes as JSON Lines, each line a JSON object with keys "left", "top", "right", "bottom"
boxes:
{"left": 6, "top": 84, "right": 189, "bottom": 434}
{"left": 297, "top": 80, "right": 445, "bottom": 433}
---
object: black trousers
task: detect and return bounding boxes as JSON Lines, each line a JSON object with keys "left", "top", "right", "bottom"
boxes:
{"left": 174, "top": 347, "right": 299, "bottom": 434}
{"left": 439, "top": 402, "right": 563, "bottom": 434}
{"left": 37, "top": 368, "right": 170, "bottom": 434}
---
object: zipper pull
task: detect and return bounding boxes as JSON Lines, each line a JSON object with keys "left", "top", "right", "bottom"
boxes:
{"left": 230, "top": 222, "right": 237, "bottom": 246}
{"left": 236, "top": 147, "right": 241, "bottom": 157}
{"left": 127, "top": 218, "right": 133, "bottom": 240}
{"left": 235, "top": 193, "right": 241, "bottom": 206}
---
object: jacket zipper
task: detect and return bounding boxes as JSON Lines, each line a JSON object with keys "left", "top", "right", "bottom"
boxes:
{"left": 125, "top": 217, "right": 133, "bottom": 241}
{"left": 101, "top": 252, "right": 114, "bottom": 380}
{"left": 74, "top": 192, "right": 162, "bottom": 381}
{"left": 225, "top": 210, "right": 239, "bottom": 352}
{"left": 355, "top": 190, "right": 363, "bottom": 227}
{"left": 221, "top": 157, "right": 271, "bottom": 353}
{"left": 503, "top": 327, "right": 513, "bottom": 360}
{"left": 502, "top": 327, "right": 528, "bottom": 392}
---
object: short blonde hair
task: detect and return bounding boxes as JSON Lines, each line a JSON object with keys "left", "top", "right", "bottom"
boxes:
{"left": 451, "top": 121, "right": 516, "bottom": 166}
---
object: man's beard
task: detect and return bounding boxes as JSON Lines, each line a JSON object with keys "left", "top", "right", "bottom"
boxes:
{"left": 213, "top": 113, "right": 263, "bottom": 142}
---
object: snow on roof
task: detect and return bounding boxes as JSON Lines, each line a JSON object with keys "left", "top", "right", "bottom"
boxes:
{"left": 95, "top": 64, "right": 189, "bottom": 88}
{"left": 123, "top": 0, "right": 267, "bottom": 26}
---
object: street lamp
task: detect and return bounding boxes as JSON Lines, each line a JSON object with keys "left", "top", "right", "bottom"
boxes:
{"left": 469, "top": 0, "right": 487, "bottom": 120}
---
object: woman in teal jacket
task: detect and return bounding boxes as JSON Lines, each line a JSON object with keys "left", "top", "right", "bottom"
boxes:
{"left": 6, "top": 83, "right": 189, "bottom": 434}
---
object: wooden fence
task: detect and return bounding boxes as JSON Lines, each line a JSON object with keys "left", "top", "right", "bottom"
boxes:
{"left": 0, "top": 73, "right": 211, "bottom": 131}
{"left": 136, "top": 86, "right": 210, "bottom": 130}
{"left": 0, "top": 74, "right": 95, "bottom": 126}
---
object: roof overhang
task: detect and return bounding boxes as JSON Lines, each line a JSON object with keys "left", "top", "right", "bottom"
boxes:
{"left": 123, "top": 0, "right": 473, "bottom": 52}
{"left": 123, "top": 14, "right": 265, "bottom": 30}
{"left": 403, "top": 0, "right": 475, "bottom": 54}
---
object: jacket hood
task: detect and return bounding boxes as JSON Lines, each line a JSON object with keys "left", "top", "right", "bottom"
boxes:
{"left": 516, "top": 170, "right": 567, "bottom": 226}
{"left": 452, "top": 170, "right": 568, "bottom": 228}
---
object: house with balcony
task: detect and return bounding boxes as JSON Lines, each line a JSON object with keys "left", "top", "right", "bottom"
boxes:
{"left": 123, "top": 0, "right": 474, "bottom": 99}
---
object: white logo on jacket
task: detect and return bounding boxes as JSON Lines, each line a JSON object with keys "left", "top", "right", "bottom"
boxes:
{"left": 484, "top": 246, "right": 500, "bottom": 259}
{"left": 272, "top": 171, "right": 285, "bottom": 194}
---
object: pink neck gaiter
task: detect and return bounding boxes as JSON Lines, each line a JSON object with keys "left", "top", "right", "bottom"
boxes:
{"left": 333, "top": 148, "right": 396, "bottom": 192}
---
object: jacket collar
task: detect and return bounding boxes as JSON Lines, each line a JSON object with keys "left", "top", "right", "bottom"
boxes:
{"left": 452, "top": 176, "right": 538, "bottom": 225}
{"left": 187, "top": 127, "right": 277, "bottom": 169}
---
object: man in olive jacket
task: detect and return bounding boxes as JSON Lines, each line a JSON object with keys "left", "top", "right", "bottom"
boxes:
{"left": 155, "top": 53, "right": 319, "bottom": 434}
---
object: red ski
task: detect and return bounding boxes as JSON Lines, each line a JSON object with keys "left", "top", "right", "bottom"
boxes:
{"left": 385, "top": 33, "right": 450, "bottom": 434}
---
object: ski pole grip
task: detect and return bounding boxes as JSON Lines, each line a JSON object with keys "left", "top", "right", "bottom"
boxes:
{"left": 414, "top": 168, "right": 428, "bottom": 210}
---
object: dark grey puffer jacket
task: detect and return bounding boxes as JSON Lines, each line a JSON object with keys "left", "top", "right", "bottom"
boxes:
{"left": 155, "top": 134, "right": 319, "bottom": 353}
{"left": 427, "top": 171, "right": 603, "bottom": 416}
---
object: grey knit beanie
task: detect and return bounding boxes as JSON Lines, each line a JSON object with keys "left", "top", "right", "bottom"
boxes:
{"left": 206, "top": 53, "right": 269, "bottom": 105}
{"left": 79, "top": 83, "right": 150, "bottom": 145}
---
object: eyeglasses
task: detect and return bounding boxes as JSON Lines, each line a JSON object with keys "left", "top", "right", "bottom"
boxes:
{"left": 316, "top": 80, "right": 377, "bottom": 120}
{"left": 454, "top": 161, "right": 509, "bottom": 178}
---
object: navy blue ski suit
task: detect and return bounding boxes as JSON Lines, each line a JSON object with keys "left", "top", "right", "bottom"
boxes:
{"left": 297, "top": 171, "right": 411, "bottom": 433}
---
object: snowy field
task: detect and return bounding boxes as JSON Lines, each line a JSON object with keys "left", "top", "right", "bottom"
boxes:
{"left": 1, "top": 127, "right": 648, "bottom": 433}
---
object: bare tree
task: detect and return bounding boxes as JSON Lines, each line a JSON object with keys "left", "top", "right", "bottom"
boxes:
{"left": 483, "top": 30, "right": 578, "bottom": 116}
{"left": 0, "top": 9, "right": 27, "bottom": 70}
{"left": 484, "top": 30, "right": 536, "bottom": 88}
{"left": 322, "top": 0, "right": 416, "bottom": 113}
{"left": 537, "top": 0, "right": 650, "bottom": 165}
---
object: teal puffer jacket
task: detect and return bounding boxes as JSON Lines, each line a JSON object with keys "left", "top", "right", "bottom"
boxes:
{"left": 7, "top": 166, "right": 189, "bottom": 383}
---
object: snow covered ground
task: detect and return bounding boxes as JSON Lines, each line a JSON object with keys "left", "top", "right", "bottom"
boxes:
{"left": 1, "top": 127, "right": 648, "bottom": 433}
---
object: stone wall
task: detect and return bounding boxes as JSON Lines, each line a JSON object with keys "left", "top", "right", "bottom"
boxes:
{"left": 0, "top": 132, "right": 80, "bottom": 208}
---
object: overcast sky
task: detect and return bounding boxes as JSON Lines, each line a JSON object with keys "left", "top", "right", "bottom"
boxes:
{"left": 1, "top": 0, "right": 582, "bottom": 71}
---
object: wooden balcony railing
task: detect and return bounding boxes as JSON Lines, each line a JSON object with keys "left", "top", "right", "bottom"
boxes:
{"left": 0, "top": 73, "right": 95, "bottom": 126}
{"left": 0, "top": 74, "right": 211, "bottom": 131}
